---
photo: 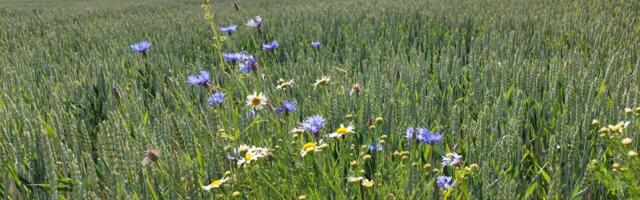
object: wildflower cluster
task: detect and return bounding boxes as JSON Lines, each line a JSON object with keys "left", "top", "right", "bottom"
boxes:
{"left": 588, "top": 108, "right": 640, "bottom": 196}
{"left": 127, "top": 13, "right": 476, "bottom": 199}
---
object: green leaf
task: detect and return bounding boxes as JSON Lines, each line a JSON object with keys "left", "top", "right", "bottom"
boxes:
{"left": 525, "top": 181, "right": 538, "bottom": 199}
{"left": 40, "top": 119, "right": 57, "bottom": 140}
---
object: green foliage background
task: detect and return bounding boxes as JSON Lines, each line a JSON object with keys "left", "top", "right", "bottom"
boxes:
{"left": 1, "top": 0, "right": 639, "bottom": 199}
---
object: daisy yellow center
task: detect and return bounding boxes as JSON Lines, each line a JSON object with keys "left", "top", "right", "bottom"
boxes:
{"left": 211, "top": 180, "right": 222, "bottom": 186}
{"left": 362, "top": 180, "right": 374, "bottom": 187}
{"left": 244, "top": 153, "right": 254, "bottom": 161}
{"left": 336, "top": 127, "right": 348, "bottom": 134}
{"left": 303, "top": 143, "right": 317, "bottom": 151}
{"left": 251, "top": 97, "right": 262, "bottom": 105}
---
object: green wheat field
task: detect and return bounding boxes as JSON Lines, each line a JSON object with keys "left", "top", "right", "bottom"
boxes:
{"left": 1, "top": 0, "right": 640, "bottom": 199}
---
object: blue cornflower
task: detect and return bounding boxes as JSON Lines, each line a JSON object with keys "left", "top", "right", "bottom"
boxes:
{"left": 223, "top": 52, "right": 247, "bottom": 62}
{"left": 405, "top": 127, "right": 442, "bottom": 144}
{"left": 300, "top": 115, "right": 325, "bottom": 136}
{"left": 442, "top": 152, "right": 462, "bottom": 166}
{"left": 208, "top": 92, "right": 224, "bottom": 106}
{"left": 416, "top": 128, "right": 432, "bottom": 141}
{"left": 247, "top": 110, "right": 256, "bottom": 120}
{"left": 422, "top": 133, "right": 442, "bottom": 144}
{"left": 311, "top": 41, "right": 321, "bottom": 49}
{"left": 262, "top": 40, "right": 279, "bottom": 51}
{"left": 436, "top": 176, "right": 455, "bottom": 189}
{"left": 130, "top": 40, "right": 151, "bottom": 54}
{"left": 219, "top": 24, "right": 237, "bottom": 34}
{"left": 188, "top": 71, "right": 210, "bottom": 86}
{"left": 419, "top": 128, "right": 442, "bottom": 144}
{"left": 239, "top": 56, "right": 258, "bottom": 73}
{"left": 275, "top": 101, "right": 297, "bottom": 115}
{"left": 405, "top": 127, "right": 417, "bottom": 141}
{"left": 369, "top": 143, "right": 383, "bottom": 152}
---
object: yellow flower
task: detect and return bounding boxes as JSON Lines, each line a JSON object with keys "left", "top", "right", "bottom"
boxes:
{"left": 328, "top": 124, "right": 355, "bottom": 138}
{"left": 598, "top": 127, "right": 610, "bottom": 133}
{"left": 622, "top": 138, "right": 633, "bottom": 145}
{"left": 313, "top": 76, "right": 331, "bottom": 88}
{"left": 301, "top": 142, "right": 327, "bottom": 157}
{"left": 202, "top": 176, "right": 229, "bottom": 191}
{"left": 612, "top": 163, "right": 621, "bottom": 169}
{"left": 361, "top": 179, "right": 374, "bottom": 188}
{"left": 629, "top": 151, "right": 639, "bottom": 157}
{"left": 591, "top": 119, "right": 600, "bottom": 126}
{"left": 246, "top": 92, "right": 268, "bottom": 110}
{"left": 375, "top": 117, "right": 383, "bottom": 125}
{"left": 608, "top": 121, "right": 630, "bottom": 133}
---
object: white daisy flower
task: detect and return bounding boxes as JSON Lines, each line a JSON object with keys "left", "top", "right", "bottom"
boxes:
{"left": 327, "top": 124, "right": 355, "bottom": 138}
{"left": 246, "top": 92, "right": 268, "bottom": 110}
{"left": 202, "top": 176, "right": 229, "bottom": 191}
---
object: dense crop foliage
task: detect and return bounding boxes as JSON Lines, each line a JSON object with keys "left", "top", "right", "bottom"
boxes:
{"left": 1, "top": 0, "right": 640, "bottom": 199}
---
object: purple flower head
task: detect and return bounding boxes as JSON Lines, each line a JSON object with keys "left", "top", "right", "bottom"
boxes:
{"left": 275, "top": 101, "right": 297, "bottom": 115}
{"left": 247, "top": 110, "right": 256, "bottom": 120}
{"left": 436, "top": 176, "right": 455, "bottom": 189}
{"left": 405, "top": 127, "right": 442, "bottom": 144}
{"left": 238, "top": 56, "right": 258, "bottom": 73}
{"left": 188, "top": 71, "right": 210, "bottom": 86}
{"left": 208, "top": 92, "right": 224, "bottom": 106}
{"left": 262, "top": 40, "right": 279, "bottom": 51}
{"left": 311, "top": 41, "right": 321, "bottom": 49}
{"left": 223, "top": 52, "right": 248, "bottom": 62}
{"left": 130, "top": 40, "right": 151, "bottom": 54}
{"left": 300, "top": 115, "right": 325, "bottom": 136}
{"left": 442, "top": 152, "right": 462, "bottom": 166}
{"left": 416, "top": 128, "right": 432, "bottom": 141}
{"left": 369, "top": 143, "right": 383, "bottom": 152}
{"left": 421, "top": 130, "right": 442, "bottom": 144}
{"left": 219, "top": 24, "right": 237, "bottom": 34}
